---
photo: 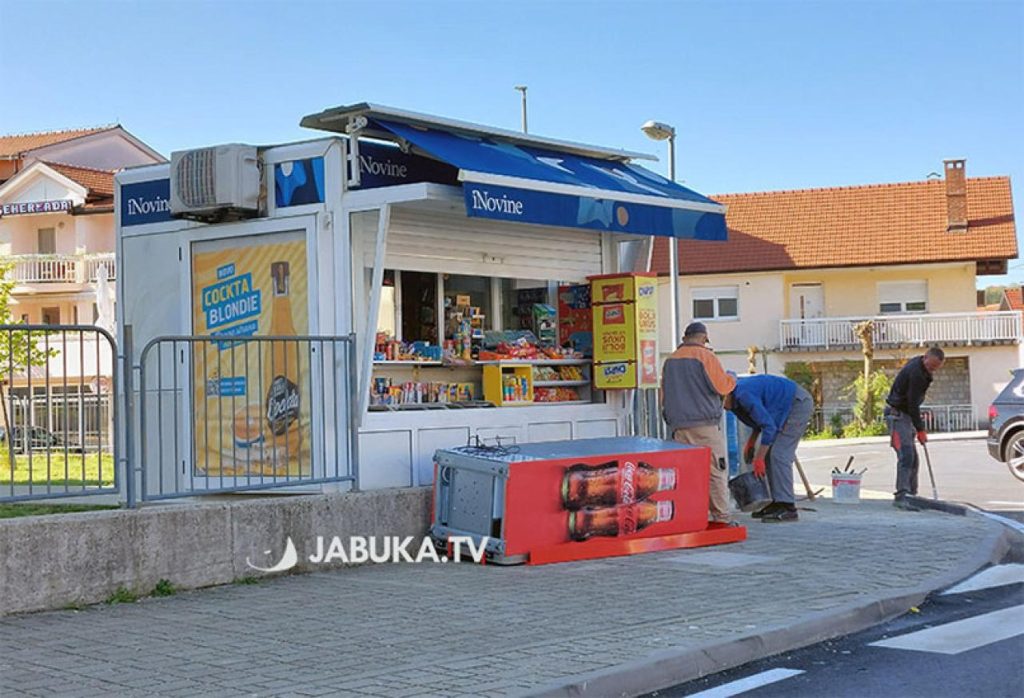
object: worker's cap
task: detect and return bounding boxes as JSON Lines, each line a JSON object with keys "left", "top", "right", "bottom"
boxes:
{"left": 683, "top": 321, "right": 708, "bottom": 338}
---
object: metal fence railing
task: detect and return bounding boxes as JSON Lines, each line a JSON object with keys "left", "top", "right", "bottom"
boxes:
{"left": 811, "top": 403, "right": 978, "bottom": 434}
{"left": 136, "top": 335, "right": 358, "bottom": 502}
{"left": 780, "top": 311, "right": 1022, "bottom": 349}
{"left": 0, "top": 325, "right": 119, "bottom": 503}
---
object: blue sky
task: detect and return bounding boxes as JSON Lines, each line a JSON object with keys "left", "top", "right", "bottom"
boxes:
{"left": 1, "top": 0, "right": 1021, "bottom": 287}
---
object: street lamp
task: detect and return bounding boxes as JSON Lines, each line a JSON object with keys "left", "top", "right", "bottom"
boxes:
{"left": 514, "top": 85, "right": 528, "bottom": 133}
{"left": 641, "top": 119, "right": 681, "bottom": 345}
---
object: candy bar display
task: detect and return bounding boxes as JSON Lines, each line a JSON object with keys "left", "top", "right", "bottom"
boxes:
{"left": 374, "top": 332, "right": 442, "bottom": 362}
{"left": 370, "top": 376, "right": 474, "bottom": 406}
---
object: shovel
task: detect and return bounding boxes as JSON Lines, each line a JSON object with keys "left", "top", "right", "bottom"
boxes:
{"left": 922, "top": 441, "right": 939, "bottom": 500}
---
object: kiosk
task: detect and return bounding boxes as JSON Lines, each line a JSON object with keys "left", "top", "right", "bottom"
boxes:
{"left": 115, "top": 103, "right": 727, "bottom": 492}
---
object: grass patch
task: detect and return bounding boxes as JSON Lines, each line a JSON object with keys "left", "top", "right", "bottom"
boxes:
{"left": 233, "top": 576, "right": 260, "bottom": 585}
{"left": 152, "top": 579, "right": 176, "bottom": 597}
{"left": 105, "top": 586, "right": 138, "bottom": 605}
{"left": 0, "top": 503, "right": 119, "bottom": 519}
{"left": 0, "top": 451, "right": 115, "bottom": 487}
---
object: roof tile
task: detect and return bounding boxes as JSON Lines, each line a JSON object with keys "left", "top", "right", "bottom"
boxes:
{"left": 0, "top": 127, "right": 114, "bottom": 157}
{"left": 652, "top": 177, "right": 1017, "bottom": 274}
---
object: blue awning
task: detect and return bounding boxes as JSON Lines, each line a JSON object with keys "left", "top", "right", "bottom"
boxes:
{"left": 370, "top": 118, "right": 726, "bottom": 241}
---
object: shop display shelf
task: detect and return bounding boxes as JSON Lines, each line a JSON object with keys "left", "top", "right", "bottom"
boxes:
{"left": 532, "top": 399, "right": 591, "bottom": 406}
{"left": 533, "top": 380, "right": 590, "bottom": 387}
{"left": 373, "top": 360, "right": 444, "bottom": 366}
{"left": 501, "top": 400, "right": 534, "bottom": 407}
{"left": 476, "top": 358, "right": 588, "bottom": 366}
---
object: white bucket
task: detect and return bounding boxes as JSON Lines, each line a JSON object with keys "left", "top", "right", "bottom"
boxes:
{"left": 832, "top": 473, "right": 862, "bottom": 503}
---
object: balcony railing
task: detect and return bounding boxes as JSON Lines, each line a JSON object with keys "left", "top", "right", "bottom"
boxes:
{"left": 9, "top": 254, "right": 116, "bottom": 285}
{"left": 780, "top": 311, "right": 1022, "bottom": 350}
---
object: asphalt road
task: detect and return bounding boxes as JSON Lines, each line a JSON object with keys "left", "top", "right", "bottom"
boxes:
{"left": 652, "top": 567, "right": 1024, "bottom": 698}
{"left": 794, "top": 437, "right": 1024, "bottom": 521}
{"left": 647, "top": 437, "right": 1024, "bottom": 698}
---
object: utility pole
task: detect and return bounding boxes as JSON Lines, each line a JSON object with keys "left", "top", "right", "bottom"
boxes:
{"left": 514, "top": 85, "right": 528, "bottom": 133}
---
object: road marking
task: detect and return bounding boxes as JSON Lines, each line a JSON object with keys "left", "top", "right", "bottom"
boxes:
{"left": 685, "top": 668, "right": 805, "bottom": 697}
{"left": 942, "top": 564, "right": 1024, "bottom": 595}
{"left": 869, "top": 605, "right": 1024, "bottom": 654}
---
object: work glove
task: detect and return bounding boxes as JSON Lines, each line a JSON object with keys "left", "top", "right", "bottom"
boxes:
{"left": 744, "top": 436, "right": 757, "bottom": 464}
{"left": 752, "top": 457, "right": 767, "bottom": 479}
{"left": 917, "top": 430, "right": 927, "bottom": 445}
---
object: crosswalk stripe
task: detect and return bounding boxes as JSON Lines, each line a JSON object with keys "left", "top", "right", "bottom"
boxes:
{"left": 869, "top": 605, "right": 1024, "bottom": 655}
{"left": 684, "top": 668, "right": 805, "bottom": 698}
{"left": 941, "top": 564, "right": 1024, "bottom": 595}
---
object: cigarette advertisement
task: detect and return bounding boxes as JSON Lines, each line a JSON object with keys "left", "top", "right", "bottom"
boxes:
{"left": 191, "top": 232, "right": 311, "bottom": 477}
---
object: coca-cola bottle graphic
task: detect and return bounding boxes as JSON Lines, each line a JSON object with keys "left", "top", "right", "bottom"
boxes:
{"left": 568, "top": 501, "right": 674, "bottom": 541}
{"left": 561, "top": 460, "right": 676, "bottom": 509}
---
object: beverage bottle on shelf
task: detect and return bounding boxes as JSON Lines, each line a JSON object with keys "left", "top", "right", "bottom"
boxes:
{"left": 265, "top": 261, "right": 302, "bottom": 462}
{"left": 568, "top": 501, "right": 674, "bottom": 541}
{"left": 561, "top": 460, "right": 676, "bottom": 509}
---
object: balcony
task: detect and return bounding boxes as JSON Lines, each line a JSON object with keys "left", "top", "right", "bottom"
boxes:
{"left": 9, "top": 254, "right": 116, "bottom": 285}
{"left": 780, "top": 311, "right": 1022, "bottom": 351}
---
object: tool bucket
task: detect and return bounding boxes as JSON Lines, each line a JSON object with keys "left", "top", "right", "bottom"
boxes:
{"left": 728, "top": 471, "right": 772, "bottom": 512}
{"left": 832, "top": 473, "right": 862, "bottom": 503}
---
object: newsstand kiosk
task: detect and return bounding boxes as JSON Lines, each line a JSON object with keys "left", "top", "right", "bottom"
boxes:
{"left": 115, "top": 102, "right": 743, "bottom": 549}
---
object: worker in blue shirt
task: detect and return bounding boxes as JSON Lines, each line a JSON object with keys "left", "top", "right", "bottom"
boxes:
{"left": 724, "top": 373, "right": 814, "bottom": 522}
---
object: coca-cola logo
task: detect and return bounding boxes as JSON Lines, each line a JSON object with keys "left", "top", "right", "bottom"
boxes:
{"left": 620, "top": 461, "right": 637, "bottom": 504}
{"left": 620, "top": 503, "right": 638, "bottom": 535}
{"left": 266, "top": 375, "right": 300, "bottom": 435}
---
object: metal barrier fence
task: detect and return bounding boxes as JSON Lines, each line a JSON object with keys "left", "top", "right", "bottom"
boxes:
{"left": 136, "top": 335, "right": 358, "bottom": 502}
{"left": 0, "top": 325, "right": 119, "bottom": 503}
{"left": 812, "top": 403, "right": 978, "bottom": 434}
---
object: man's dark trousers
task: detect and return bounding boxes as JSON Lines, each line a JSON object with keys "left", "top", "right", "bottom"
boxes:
{"left": 886, "top": 408, "right": 919, "bottom": 497}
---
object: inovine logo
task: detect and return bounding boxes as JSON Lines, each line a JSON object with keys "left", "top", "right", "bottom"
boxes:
{"left": 245, "top": 536, "right": 488, "bottom": 572}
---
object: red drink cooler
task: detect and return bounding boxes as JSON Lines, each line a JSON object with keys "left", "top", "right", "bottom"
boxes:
{"left": 431, "top": 436, "right": 743, "bottom": 565}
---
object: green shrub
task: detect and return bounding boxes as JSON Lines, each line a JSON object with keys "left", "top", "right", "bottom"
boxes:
{"left": 105, "top": 586, "right": 138, "bottom": 605}
{"left": 152, "top": 579, "right": 176, "bottom": 597}
{"left": 842, "top": 420, "right": 889, "bottom": 438}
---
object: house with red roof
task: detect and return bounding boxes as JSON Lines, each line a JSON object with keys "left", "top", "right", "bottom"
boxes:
{"left": 649, "top": 159, "right": 1019, "bottom": 430}
{"left": 0, "top": 125, "right": 164, "bottom": 433}
{"left": 0, "top": 125, "right": 164, "bottom": 326}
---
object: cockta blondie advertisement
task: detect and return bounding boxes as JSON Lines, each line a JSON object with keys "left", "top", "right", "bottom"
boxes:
{"left": 191, "top": 232, "right": 311, "bottom": 478}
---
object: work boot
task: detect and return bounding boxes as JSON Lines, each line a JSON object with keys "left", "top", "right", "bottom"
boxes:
{"left": 761, "top": 505, "right": 798, "bottom": 523}
{"left": 893, "top": 496, "right": 920, "bottom": 512}
{"left": 751, "top": 502, "right": 780, "bottom": 519}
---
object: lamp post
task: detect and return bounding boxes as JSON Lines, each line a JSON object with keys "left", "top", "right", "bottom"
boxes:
{"left": 641, "top": 120, "right": 681, "bottom": 345}
{"left": 514, "top": 85, "right": 528, "bottom": 133}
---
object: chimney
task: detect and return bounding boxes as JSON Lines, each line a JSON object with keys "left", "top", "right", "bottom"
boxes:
{"left": 944, "top": 158, "right": 968, "bottom": 231}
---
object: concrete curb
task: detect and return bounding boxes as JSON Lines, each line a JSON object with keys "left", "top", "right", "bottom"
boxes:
{"left": 527, "top": 510, "right": 1016, "bottom": 698}
{"left": 799, "top": 431, "right": 986, "bottom": 448}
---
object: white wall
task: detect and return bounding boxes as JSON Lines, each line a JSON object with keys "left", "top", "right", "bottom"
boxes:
{"left": 970, "top": 345, "right": 1021, "bottom": 421}
{"left": 28, "top": 130, "right": 163, "bottom": 170}
{"left": 657, "top": 272, "right": 785, "bottom": 356}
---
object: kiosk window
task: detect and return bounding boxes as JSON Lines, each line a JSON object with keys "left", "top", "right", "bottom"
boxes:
{"left": 400, "top": 271, "right": 439, "bottom": 344}
{"left": 501, "top": 278, "right": 550, "bottom": 331}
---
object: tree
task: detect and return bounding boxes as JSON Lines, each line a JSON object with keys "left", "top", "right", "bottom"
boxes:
{"left": 0, "top": 262, "right": 56, "bottom": 441}
{"left": 853, "top": 320, "right": 877, "bottom": 425}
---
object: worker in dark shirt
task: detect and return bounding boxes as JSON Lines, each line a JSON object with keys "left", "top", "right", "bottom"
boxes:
{"left": 885, "top": 346, "right": 945, "bottom": 510}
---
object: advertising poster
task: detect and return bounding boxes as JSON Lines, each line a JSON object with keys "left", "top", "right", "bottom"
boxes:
{"left": 191, "top": 232, "right": 311, "bottom": 478}
{"left": 557, "top": 284, "right": 592, "bottom": 354}
{"left": 636, "top": 276, "right": 659, "bottom": 387}
{"left": 592, "top": 302, "right": 637, "bottom": 365}
{"left": 501, "top": 446, "right": 710, "bottom": 557}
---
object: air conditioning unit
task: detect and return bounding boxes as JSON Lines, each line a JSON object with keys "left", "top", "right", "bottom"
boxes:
{"left": 170, "top": 144, "right": 260, "bottom": 220}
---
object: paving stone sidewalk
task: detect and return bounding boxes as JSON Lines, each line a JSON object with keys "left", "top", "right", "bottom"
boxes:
{"left": 0, "top": 500, "right": 1008, "bottom": 698}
